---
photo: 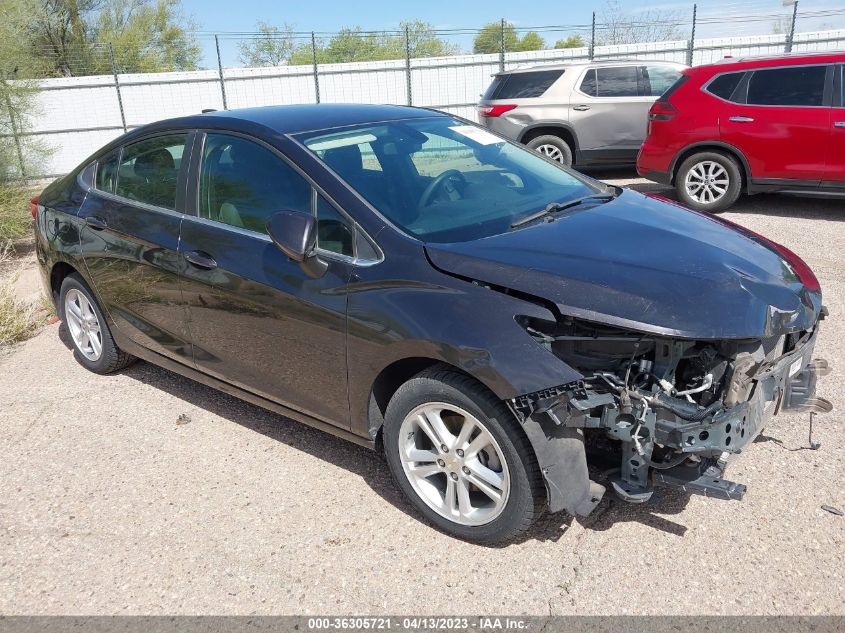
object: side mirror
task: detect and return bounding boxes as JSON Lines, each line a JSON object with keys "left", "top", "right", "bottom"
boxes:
{"left": 266, "top": 211, "right": 328, "bottom": 278}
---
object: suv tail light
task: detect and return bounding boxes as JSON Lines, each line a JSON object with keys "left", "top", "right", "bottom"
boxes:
{"left": 648, "top": 100, "right": 678, "bottom": 122}
{"left": 478, "top": 104, "right": 517, "bottom": 118}
{"left": 30, "top": 196, "right": 39, "bottom": 219}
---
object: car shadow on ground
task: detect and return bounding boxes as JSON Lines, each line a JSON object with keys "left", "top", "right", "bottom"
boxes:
{"left": 102, "top": 343, "right": 694, "bottom": 547}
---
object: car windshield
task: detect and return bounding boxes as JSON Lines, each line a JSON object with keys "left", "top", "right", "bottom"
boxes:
{"left": 296, "top": 116, "right": 599, "bottom": 243}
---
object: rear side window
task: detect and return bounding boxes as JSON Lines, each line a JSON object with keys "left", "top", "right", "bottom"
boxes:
{"left": 706, "top": 72, "right": 745, "bottom": 101}
{"left": 484, "top": 70, "right": 564, "bottom": 99}
{"left": 115, "top": 134, "right": 188, "bottom": 209}
{"left": 95, "top": 149, "right": 120, "bottom": 194}
{"left": 580, "top": 66, "right": 639, "bottom": 97}
{"left": 644, "top": 66, "right": 682, "bottom": 96}
{"left": 747, "top": 65, "right": 826, "bottom": 106}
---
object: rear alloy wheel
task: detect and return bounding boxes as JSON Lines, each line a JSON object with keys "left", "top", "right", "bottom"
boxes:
{"left": 676, "top": 151, "right": 742, "bottom": 212}
{"left": 526, "top": 135, "right": 573, "bottom": 166}
{"left": 383, "top": 367, "right": 544, "bottom": 544}
{"left": 59, "top": 273, "right": 135, "bottom": 374}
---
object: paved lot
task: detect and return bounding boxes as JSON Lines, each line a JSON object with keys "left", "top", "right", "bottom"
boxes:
{"left": 1, "top": 174, "right": 844, "bottom": 615}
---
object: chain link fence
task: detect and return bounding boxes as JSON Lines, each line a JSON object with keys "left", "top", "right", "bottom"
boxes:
{"left": 3, "top": 5, "right": 845, "bottom": 178}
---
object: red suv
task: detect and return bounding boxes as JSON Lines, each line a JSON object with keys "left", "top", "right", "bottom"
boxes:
{"left": 637, "top": 52, "right": 844, "bottom": 211}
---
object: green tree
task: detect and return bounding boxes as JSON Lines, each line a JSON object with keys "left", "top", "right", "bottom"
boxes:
{"left": 553, "top": 34, "right": 586, "bottom": 49}
{"left": 473, "top": 21, "right": 544, "bottom": 54}
{"left": 23, "top": 0, "right": 199, "bottom": 77}
{"left": 238, "top": 22, "right": 297, "bottom": 67}
{"left": 95, "top": 0, "right": 200, "bottom": 73}
{"left": 288, "top": 21, "right": 459, "bottom": 66}
{"left": 1, "top": 0, "right": 49, "bottom": 179}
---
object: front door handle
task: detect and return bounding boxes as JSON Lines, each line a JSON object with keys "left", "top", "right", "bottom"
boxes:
{"left": 573, "top": 104, "right": 590, "bottom": 111}
{"left": 729, "top": 116, "right": 754, "bottom": 123}
{"left": 834, "top": 121, "right": 845, "bottom": 128}
{"left": 184, "top": 250, "right": 217, "bottom": 270}
{"left": 85, "top": 216, "right": 108, "bottom": 230}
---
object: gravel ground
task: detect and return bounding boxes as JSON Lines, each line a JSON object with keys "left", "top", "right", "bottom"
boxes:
{"left": 1, "top": 174, "right": 843, "bottom": 615}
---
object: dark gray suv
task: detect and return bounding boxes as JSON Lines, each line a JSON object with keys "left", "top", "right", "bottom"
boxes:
{"left": 478, "top": 60, "right": 686, "bottom": 167}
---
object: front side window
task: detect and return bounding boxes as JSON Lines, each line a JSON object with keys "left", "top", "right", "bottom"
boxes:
{"left": 747, "top": 65, "right": 827, "bottom": 107}
{"left": 580, "top": 66, "right": 639, "bottom": 97}
{"left": 95, "top": 149, "right": 120, "bottom": 194}
{"left": 115, "top": 134, "right": 187, "bottom": 209}
{"left": 645, "top": 66, "right": 682, "bottom": 97}
{"left": 199, "top": 133, "right": 311, "bottom": 234}
{"left": 297, "top": 116, "right": 597, "bottom": 243}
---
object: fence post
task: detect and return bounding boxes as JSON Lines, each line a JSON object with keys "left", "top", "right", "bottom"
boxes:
{"left": 405, "top": 26, "right": 413, "bottom": 106}
{"left": 589, "top": 12, "right": 596, "bottom": 60}
{"left": 108, "top": 44, "right": 127, "bottom": 133}
{"left": 785, "top": 0, "right": 799, "bottom": 53}
{"left": 214, "top": 35, "right": 228, "bottom": 110}
{"left": 2, "top": 90, "right": 26, "bottom": 179}
{"left": 499, "top": 19, "right": 506, "bottom": 72}
{"left": 311, "top": 32, "right": 320, "bottom": 104}
{"left": 687, "top": 4, "right": 697, "bottom": 66}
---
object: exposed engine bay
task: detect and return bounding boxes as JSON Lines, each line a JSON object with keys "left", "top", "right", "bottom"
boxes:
{"left": 509, "top": 314, "right": 833, "bottom": 512}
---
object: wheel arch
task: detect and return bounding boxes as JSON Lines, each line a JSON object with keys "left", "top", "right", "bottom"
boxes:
{"left": 518, "top": 123, "right": 579, "bottom": 154}
{"left": 49, "top": 260, "right": 81, "bottom": 305}
{"left": 670, "top": 142, "right": 751, "bottom": 192}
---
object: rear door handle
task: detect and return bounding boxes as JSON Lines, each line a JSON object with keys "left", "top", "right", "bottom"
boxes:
{"left": 85, "top": 216, "right": 108, "bottom": 230}
{"left": 573, "top": 104, "right": 590, "bottom": 111}
{"left": 834, "top": 121, "right": 845, "bottom": 128}
{"left": 729, "top": 116, "right": 754, "bottom": 123}
{"left": 184, "top": 250, "right": 217, "bottom": 270}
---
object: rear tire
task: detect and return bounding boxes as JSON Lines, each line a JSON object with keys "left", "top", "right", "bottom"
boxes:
{"left": 59, "top": 273, "right": 135, "bottom": 374}
{"left": 383, "top": 367, "right": 545, "bottom": 544}
{"left": 526, "top": 135, "right": 573, "bottom": 167}
{"left": 675, "top": 151, "right": 742, "bottom": 212}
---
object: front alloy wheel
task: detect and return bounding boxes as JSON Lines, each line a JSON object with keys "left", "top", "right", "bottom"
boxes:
{"left": 64, "top": 288, "right": 103, "bottom": 361}
{"left": 398, "top": 403, "right": 510, "bottom": 526}
{"left": 383, "top": 367, "right": 544, "bottom": 544}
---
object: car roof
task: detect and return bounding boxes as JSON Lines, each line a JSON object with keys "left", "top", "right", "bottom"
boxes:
{"left": 130, "top": 103, "right": 447, "bottom": 138}
{"left": 497, "top": 59, "right": 688, "bottom": 74}
{"left": 698, "top": 51, "right": 845, "bottom": 72}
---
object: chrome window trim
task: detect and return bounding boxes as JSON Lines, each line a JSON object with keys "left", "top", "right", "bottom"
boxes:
{"left": 703, "top": 62, "right": 832, "bottom": 108}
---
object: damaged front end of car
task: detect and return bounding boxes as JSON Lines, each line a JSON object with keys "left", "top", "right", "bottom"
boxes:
{"left": 508, "top": 312, "right": 833, "bottom": 514}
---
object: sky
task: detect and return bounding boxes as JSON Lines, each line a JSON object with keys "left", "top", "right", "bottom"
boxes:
{"left": 180, "top": 0, "right": 845, "bottom": 66}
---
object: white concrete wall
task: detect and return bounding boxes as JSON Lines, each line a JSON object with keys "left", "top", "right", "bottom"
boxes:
{"left": 15, "top": 29, "right": 845, "bottom": 176}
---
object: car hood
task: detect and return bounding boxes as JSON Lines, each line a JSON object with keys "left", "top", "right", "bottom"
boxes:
{"left": 424, "top": 190, "right": 822, "bottom": 339}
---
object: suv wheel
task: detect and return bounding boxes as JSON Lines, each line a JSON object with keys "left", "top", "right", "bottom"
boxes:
{"left": 59, "top": 273, "right": 135, "bottom": 374}
{"left": 675, "top": 151, "right": 742, "bottom": 212}
{"left": 383, "top": 367, "right": 545, "bottom": 544}
{"left": 526, "top": 135, "right": 573, "bottom": 166}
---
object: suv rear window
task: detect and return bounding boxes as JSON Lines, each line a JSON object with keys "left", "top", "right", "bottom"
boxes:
{"left": 747, "top": 65, "right": 826, "bottom": 106}
{"left": 706, "top": 72, "right": 745, "bottom": 101}
{"left": 580, "top": 66, "right": 639, "bottom": 97}
{"left": 483, "top": 70, "right": 564, "bottom": 99}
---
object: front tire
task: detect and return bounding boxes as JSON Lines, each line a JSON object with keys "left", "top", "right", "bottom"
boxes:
{"left": 526, "top": 135, "right": 573, "bottom": 167}
{"left": 383, "top": 367, "right": 545, "bottom": 544}
{"left": 675, "top": 151, "right": 742, "bottom": 212}
{"left": 59, "top": 273, "right": 135, "bottom": 374}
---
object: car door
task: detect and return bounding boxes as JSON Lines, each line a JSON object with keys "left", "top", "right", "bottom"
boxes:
{"left": 177, "top": 131, "right": 356, "bottom": 428}
{"left": 568, "top": 64, "right": 658, "bottom": 163}
{"left": 719, "top": 64, "right": 831, "bottom": 183}
{"left": 824, "top": 63, "right": 845, "bottom": 185}
{"left": 77, "top": 131, "right": 194, "bottom": 363}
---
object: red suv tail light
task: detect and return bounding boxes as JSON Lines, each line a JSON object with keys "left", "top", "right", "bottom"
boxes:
{"left": 30, "top": 196, "right": 39, "bottom": 219}
{"left": 478, "top": 104, "right": 517, "bottom": 118}
{"left": 648, "top": 100, "right": 678, "bottom": 122}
